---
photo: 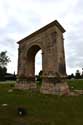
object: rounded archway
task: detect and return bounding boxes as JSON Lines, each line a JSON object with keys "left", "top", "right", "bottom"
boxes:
{"left": 26, "top": 45, "right": 42, "bottom": 78}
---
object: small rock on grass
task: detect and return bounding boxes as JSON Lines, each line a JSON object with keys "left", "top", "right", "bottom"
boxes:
{"left": 2, "top": 104, "right": 8, "bottom": 107}
{"left": 8, "top": 89, "right": 13, "bottom": 93}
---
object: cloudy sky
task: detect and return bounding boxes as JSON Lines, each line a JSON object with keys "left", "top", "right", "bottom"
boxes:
{"left": 0, "top": 0, "right": 83, "bottom": 75}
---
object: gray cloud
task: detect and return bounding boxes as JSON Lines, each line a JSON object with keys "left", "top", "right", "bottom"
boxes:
{"left": 0, "top": 0, "right": 83, "bottom": 74}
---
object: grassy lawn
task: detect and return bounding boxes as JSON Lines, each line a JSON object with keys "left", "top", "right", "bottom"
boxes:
{"left": 0, "top": 80, "right": 83, "bottom": 125}
{"left": 68, "top": 79, "right": 83, "bottom": 90}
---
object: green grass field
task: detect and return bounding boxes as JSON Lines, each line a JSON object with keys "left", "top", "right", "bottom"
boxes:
{"left": 68, "top": 79, "right": 83, "bottom": 90}
{"left": 0, "top": 80, "right": 83, "bottom": 125}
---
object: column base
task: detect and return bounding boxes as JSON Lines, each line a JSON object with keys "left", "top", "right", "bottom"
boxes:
{"left": 15, "top": 77, "right": 36, "bottom": 90}
{"left": 15, "top": 76, "right": 69, "bottom": 95}
{"left": 15, "top": 83, "right": 36, "bottom": 90}
{"left": 40, "top": 77, "right": 69, "bottom": 95}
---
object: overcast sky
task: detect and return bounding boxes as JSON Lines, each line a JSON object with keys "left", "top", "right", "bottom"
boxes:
{"left": 0, "top": 0, "right": 83, "bottom": 75}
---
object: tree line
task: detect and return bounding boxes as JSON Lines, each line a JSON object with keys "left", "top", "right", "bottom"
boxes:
{"left": 68, "top": 69, "right": 83, "bottom": 79}
{"left": 0, "top": 51, "right": 16, "bottom": 81}
{"left": 0, "top": 50, "right": 83, "bottom": 81}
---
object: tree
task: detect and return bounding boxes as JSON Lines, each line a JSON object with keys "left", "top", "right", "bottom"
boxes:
{"left": 0, "top": 51, "right": 10, "bottom": 81}
{"left": 81, "top": 68, "right": 83, "bottom": 79}
{"left": 36, "top": 70, "right": 43, "bottom": 86}
{"left": 75, "top": 69, "right": 81, "bottom": 79}
{"left": 0, "top": 67, "right": 7, "bottom": 81}
{"left": 39, "top": 70, "right": 43, "bottom": 77}
{"left": 0, "top": 51, "right": 10, "bottom": 68}
{"left": 67, "top": 73, "right": 74, "bottom": 79}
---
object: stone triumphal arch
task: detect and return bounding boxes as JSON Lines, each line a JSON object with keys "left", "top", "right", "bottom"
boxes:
{"left": 16, "top": 20, "right": 69, "bottom": 94}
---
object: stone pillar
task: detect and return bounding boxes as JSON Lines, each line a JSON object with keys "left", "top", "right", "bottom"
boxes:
{"left": 40, "top": 31, "right": 69, "bottom": 95}
{"left": 16, "top": 46, "right": 36, "bottom": 90}
{"left": 40, "top": 76, "right": 69, "bottom": 95}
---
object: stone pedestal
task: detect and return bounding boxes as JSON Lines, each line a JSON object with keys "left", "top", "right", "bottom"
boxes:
{"left": 40, "top": 77, "right": 69, "bottom": 95}
{"left": 15, "top": 76, "right": 69, "bottom": 95}
{"left": 15, "top": 83, "right": 36, "bottom": 90}
{"left": 15, "top": 77, "right": 36, "bottom": 90}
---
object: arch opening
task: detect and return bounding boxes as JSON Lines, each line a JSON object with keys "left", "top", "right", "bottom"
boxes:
{"left": 26, "top": 45, "right": 42, "bottom": 80}
{"left": 35, "top": 50, "right": 42, "bottom": 76}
